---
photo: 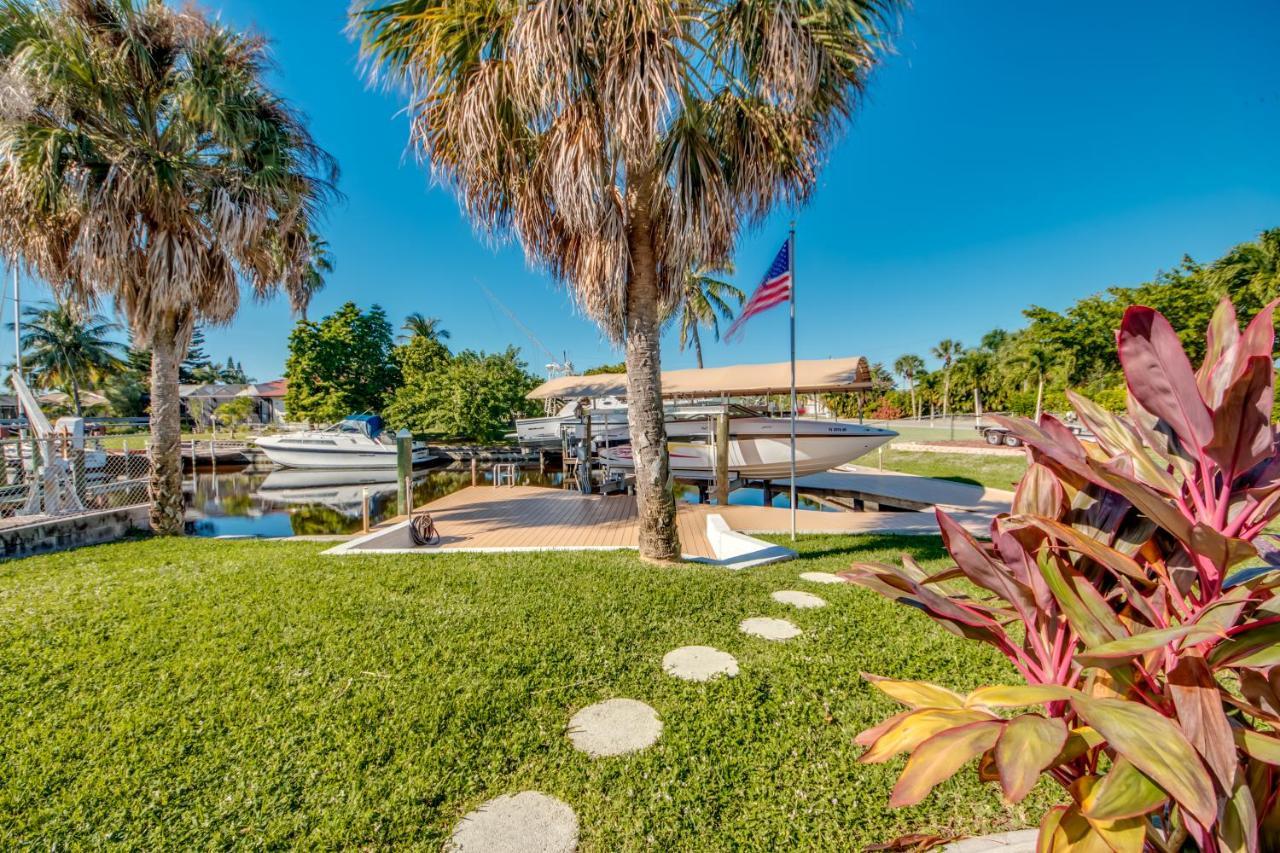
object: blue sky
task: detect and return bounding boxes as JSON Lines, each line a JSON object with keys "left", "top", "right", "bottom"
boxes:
{"left": 17, "top": 0, "right": 1280, "bottom": 381}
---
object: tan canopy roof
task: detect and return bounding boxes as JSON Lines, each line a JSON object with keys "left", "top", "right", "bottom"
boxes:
{"left": 527, "top": 357, "right": 873, "bottom": 400}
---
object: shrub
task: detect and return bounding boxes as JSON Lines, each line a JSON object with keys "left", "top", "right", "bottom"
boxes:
{"left": 871, "top": 399, "right": 905, "bottom": 420}
{"left": 844, "top": 299, "right": 1280, "bottom": 852}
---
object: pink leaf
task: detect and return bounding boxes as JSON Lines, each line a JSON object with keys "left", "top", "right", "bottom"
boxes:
{"left": 1118, "top": 306, "right": 1213, "bottom": 449}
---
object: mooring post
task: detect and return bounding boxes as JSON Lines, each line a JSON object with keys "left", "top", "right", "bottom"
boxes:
{"left": 714, "top": 411, "right": 730, "bottom": 506}
{"left": 361, "top": 487, "right": 370, "bottom": 533}
{"left": 396, "top": 429, "right": 413, "bottom": 516}
{"left": 579, "top": 407, "right": 593, "bottom": 495}
{"left": 471, "top": 456, "right": 478, "bottom": 486}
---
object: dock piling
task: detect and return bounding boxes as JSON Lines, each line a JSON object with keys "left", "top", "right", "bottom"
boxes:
{"left": 395, "top": 429, "right": 413, "bottom": 516}
{"left": 714, "top": 412, "right": 730, "bottom": 506}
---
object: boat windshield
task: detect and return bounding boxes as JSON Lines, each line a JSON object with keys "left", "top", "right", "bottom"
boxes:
{"left": 324, "top": 416, "right": 383, "bottom": 440}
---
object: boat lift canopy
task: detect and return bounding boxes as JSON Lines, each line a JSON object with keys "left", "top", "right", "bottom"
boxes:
{"left": 526, "top": 356, "right": 873, "bottom": 400}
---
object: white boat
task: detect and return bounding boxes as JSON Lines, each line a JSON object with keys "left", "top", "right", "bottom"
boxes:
{"left": 255, "top": 468, "right": 399, "bottom": 516}
{"left": 598, "top": 410, "right": 896, "bottom": 479}
{"left": 514, "top": 396, "right": 629, "bottom": 449}
{"left": 255, "top": 415, "right": 433, "bottom": 469}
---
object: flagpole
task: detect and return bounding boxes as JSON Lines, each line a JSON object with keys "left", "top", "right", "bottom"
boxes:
{"left": 788, "top": 222, "right": 797, "bottom": 541}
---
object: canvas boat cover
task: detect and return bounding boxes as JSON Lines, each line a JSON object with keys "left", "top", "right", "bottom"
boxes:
{"left": 527, "top": 357, "right": 873, "bottom": 400}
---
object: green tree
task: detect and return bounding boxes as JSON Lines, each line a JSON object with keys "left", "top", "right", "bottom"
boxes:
{"left": 670, "top": 265, "right": 742, "bottom": 369}
{"left": 13, "top": 300, "right": 124, "bottom": 415}
{"left": 213, "top": 395, "right": 254, "bottom": 436}
{"left": 931, "top": 339, "right": 962, "bottom": 420}
{"left": 1011, "top": 345, "right": 1057, "bottom": 422}
{"left": 0, "top": 0, "right": 337, "bottom": 534}
{"left": 353, "top": 0, "right": 902, "bottom": 560}
{"left": 1206, "top": 227, "right": 1280, "bottom": 317}
{"left": 893, "top": 354, "right": 925, "bottom": 420}
{"left": 181, "top": 328, "right": 212, "bottom": 383}
{"left": 295, "top": 233, "right": 335, "bottom": 322}
{"left": 400, "top": 313, "right": 450, "bottom": 344}
{"left": 583, "top": 362, "right": 626, "bottom": 375}
{"left": 284, "top": 303, "right": 398, "bottom": 424}
{"left": 386, "top": 347, "right": 539, "bottom": 442}
{"left": 954, "top": 349, "right": 993, "bottom": 418}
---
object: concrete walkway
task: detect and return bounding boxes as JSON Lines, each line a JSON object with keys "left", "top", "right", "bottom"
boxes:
{"left": 782, "top": 465, "right": 1014, "bottom": 513}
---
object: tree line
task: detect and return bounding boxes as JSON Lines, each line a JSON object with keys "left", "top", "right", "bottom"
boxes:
{"left": 283, "top": 303, "right": 542, "bottom": 442}
{"left": 830, "top": 228, "right": 1280, "bottom": 421}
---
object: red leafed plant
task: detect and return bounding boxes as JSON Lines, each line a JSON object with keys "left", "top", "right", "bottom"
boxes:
{"left": 843, "top": 299, "right": 1280, "bottom": 852}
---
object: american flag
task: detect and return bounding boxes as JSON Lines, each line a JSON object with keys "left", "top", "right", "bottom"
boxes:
{"left": 724, "top": 240, "right": 792, "bottom": 342}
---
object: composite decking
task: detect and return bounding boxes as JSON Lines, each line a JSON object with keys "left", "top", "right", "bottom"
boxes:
{"left": 344, "top": 477, "right": 1004, "bottom": 557}
{"left": 360, "top": 485, "right": 717, "bottom": 557}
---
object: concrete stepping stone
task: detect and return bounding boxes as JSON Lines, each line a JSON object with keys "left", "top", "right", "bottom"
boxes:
{"left": 798, "top": 571, "right": 844, "bottom": 584}
{"left": 662, "top": 645, "right": 739, "bottom": 682}
{"left": 944, "top": 829, "right": 1038, "bottom": 852}
{"left": 446, "top": 791, "right": 578, "bottom": 853}
{"left": 771, "top": 590, "right": 827, "bottom": 609}
{"left": 739, "top": 616, "right": 802, "bottom": 641}
{"left": 567, "top": 698, "right": 662, "bottom": 757}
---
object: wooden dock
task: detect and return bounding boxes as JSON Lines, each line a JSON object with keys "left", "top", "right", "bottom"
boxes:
{"left": 336, "top": 478, "right": 1003, "bottom": 558}
{"left": 350, "top": 485, "right": 718, "bottom": 556}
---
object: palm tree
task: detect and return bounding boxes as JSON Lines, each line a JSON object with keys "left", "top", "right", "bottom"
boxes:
{"left": 12, "top": 301, "right": 124, "bottom": 415}
{"left": 296, "top": 234, "right": 335, "bottom": 323}
{"left": 400, "top": 313, "right": 451, "bottom": 344}
{"left": 893, "top": 354, "right": 925, "bottom": 421}
{"left": 1013, "top": 346, "right": 1057, "bottom": 422}
{"left": 353, "top": 0, "right": 901, "bottom": 560}
{"left": 671, "top": 266, "right": 743, "bottom": 369}
{"left": 956, "top": 349, "right": 992, "bottom": 419}
{"left": 931, "top": 339, "right": 962, "bottom": 420}
{"left": 0, "top": 1, "right": 337, "bottom": 534}
{"left": 1206, "top": 228, "right": 1280, "bottom": 314}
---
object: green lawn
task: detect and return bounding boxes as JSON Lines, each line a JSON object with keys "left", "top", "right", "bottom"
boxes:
{"left": 97, "top": 431, "right": 216, "bottom": 450}
{"left": 0, "top": 536, "right": 1051, "bottom": 849}
{"left": 878, "top": 448, "right": 1027, "bottom": 491}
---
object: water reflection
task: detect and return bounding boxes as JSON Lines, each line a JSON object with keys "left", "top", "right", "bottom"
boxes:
{"left": 185, "top": 462, "right": 833, "bottom": 538}
{"left": 184, "top": 463, "right": 563, "bottom": 537}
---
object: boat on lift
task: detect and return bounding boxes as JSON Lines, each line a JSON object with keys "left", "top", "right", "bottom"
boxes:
{"left": 254, "top": 414, "right": 432, "bottom": 469}
{"left": 513, "top": 396, "right": 629, "bottom": 449}
{"left": 596, "top": 405, "right": 895, "bottom": 479}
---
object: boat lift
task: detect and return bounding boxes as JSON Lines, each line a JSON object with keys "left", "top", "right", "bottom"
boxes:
{"left": 9, "top": 371, "right": 90, "bottom": 515}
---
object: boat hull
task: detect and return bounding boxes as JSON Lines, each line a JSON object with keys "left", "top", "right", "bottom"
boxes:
{"left": 599, "top": 420, "right": 895, "bottom": 479}
{"left": 254, "top": 440, "right": 432, "bottom": 469}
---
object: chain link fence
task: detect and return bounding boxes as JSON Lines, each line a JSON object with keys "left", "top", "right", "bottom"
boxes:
{"left": 0, "top": 434, "right": 151, "bottom": 520}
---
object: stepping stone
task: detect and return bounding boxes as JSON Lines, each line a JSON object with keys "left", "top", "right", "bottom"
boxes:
{"left": 944, "top": 829, "right": 1038, "bottom": 852}
{"left": 446, "top": 791, "right": 578, "bottom": 853}
{"left": 799, "top": 571, "right": 844, "bottom": 584}
{"left": 662, "top": 645, "right": 739, "bottom": 682}
{"left": 771, "top": 590, "right": 827, "bottom": 609}
{"left": 739, "top": 617, "right": 802, "bottom": 641}
{"left": 567, "top": 698, "right": 662, "bottom": 757}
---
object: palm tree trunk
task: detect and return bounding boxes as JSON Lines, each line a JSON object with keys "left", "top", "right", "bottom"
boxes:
{"left": 69, "top": 374, "right": 83, "bottom": 417}
{"left": 942, "top": 370, "right": 950, "bottom": 420}
{"left": 1034, "top": 375, "right": 1045, "bottom": 423}
{"left": 149, "top": 331, "right": 185, "bottom": 535}
{"left": 692, "top": 325, "right": 704, "bottom": 370}
{"left": 908, "top": 378, "right": 917, "bottom": 422}
{"left": 624, "top": 180, "right": 679, "bottom": 562}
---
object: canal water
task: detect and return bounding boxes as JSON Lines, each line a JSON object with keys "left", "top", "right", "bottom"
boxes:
{"left": 185, "top": 463, "right": 836, "bottom": 538}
